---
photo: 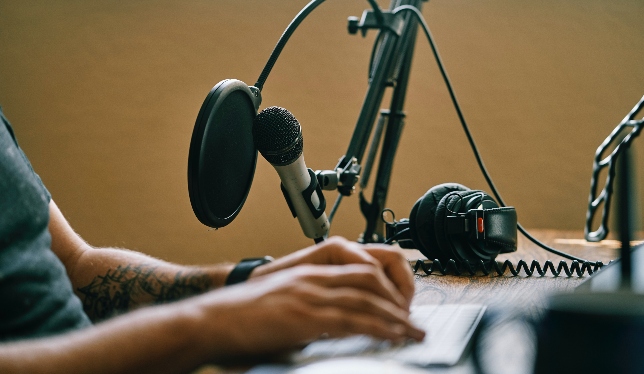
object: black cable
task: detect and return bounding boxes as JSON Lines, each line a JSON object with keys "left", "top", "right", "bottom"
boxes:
{"left": 255, "top": 0, "right": 385, "bottom": 91}
{"left": 254, "top": 2, "right": 602, "bottom": 265}
{"left": 328, "top": 193, "right": 343, "bottom": 225}
{"left": 412, "top": 258, "right": 606, "bottom": 277}
{"left": 392, "top": 5, "right": 595, "bottom": 264}
{"left": 367, "top": 0, "right": 385, "bottom": 26}
{"left": 384, "top": 227, "right": 410, "bottom": 244}
{"left": 254, "top": 0, "right": 326, "bottom": 91}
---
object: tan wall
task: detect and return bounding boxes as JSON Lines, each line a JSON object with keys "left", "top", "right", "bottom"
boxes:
{"left": 1, "top": 0, "right": 642, "bottom": 265}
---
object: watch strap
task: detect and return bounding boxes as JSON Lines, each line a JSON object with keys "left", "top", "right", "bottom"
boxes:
{"left": 225, "top": 256, "right": 273, "bottom": 285}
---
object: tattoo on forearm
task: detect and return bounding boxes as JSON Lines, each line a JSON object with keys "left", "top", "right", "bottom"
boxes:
{"left": 77, "top": 264, "right": 211, "bottom": 321}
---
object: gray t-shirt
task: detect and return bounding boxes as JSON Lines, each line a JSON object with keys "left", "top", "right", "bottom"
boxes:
{"left": 0, "top": 108, "right": 91, "bottom": 340}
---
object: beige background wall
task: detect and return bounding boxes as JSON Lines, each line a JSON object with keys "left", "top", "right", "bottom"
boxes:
{"left": 1, "top": 0, "right": 642, "bottom": 265}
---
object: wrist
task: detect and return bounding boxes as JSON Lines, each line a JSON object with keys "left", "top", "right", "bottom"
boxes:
{"left": 168, "top": 296, "right": 231, "bottom": 366}
{"left": 190, "top": 286, "right": 257, "bottom": 360}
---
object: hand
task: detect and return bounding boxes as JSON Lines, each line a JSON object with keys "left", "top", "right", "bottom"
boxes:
{"left": 250, "top": 237, "right": 415, "bottom": 309}
{"left": 196, "top": 263, "right": 425, "bottom": 358}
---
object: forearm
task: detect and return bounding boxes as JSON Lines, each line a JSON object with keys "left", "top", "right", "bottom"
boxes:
{"left": 70, "top": 246, "right": 234, "bottom": 321}
{"left": 47, "top": 201, "right": 234, "bottom": 321}
{"left": 0, "top": 301, "right": 211, "bottom": 374}
{"left": 0, "top": 263, "right": 423, "bottom": 373}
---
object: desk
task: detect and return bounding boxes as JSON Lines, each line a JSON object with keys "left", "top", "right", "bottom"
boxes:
{"left": 221, "top": 230, "right": 626, "bottom": 374}
{"left": 411, "top": 229, "right": 619, "bottom": 318}
{"left": 406, "top": 229, "right": 620, "bottom": 374}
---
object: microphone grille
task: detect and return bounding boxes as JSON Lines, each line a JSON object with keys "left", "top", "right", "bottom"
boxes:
{"left": 253, "top": 106, "right": 303, "bottom": 166}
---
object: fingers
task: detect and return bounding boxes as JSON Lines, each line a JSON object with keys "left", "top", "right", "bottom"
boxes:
{"left": 312, "top": 237, "right": 415, "bottom": 309}
{"left": 362, "top": 245, "right": 415, "bottom": 308}
{"left": 319, "top": 237, "right": 382, "bottom": 268}
{"left": 306, "top": 305, "right": 425, "bottom": 343}
{"left": 246, "top": 238, "right": 358, "bottom": 279}
{"left": 295, "top": 283, "right": 425, "bottom": 342}
{"left": 251, "top": 237, "right": 380, "bottom": 278}
{"left": 303, "top": 264, "right": 408, "bottom": 310}
{"left": 249, "top": 237, "right": 414, "bottom": 309}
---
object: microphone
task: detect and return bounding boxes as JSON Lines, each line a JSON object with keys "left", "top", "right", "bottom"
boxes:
{"left": 253, "top": 106, "right": 329, "bottom": 241}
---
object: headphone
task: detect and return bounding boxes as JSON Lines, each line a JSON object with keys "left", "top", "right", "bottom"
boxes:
{"left": 386, "top": 183, "right": 518, "bottom": 263}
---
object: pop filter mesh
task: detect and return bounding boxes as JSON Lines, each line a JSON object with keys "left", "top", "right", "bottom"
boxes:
{"left": 188, "top": 80, "right": 257, "bottom": 228}
{"left": 253, "top": 106, "right": 303, "bottom": 166}
{"left": 201, "top": 90, "right": 255, "bottom": 219}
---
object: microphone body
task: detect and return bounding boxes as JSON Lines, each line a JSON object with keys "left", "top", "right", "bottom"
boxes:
{"left": 274, "top": 155, "right": 329, "bottom": 239}
{"left": 253, "top": 106, "right": 329, "bottom": 240}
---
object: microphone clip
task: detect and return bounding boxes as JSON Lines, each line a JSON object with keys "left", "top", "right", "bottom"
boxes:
{"left": 347, "top": 10, "right": 404, "bottom": 37}
{"left": 315, "top": 157, "right": 362, "bottom": 196}
{"left": 280, "top": 168, "right": 327, "bottom": 220}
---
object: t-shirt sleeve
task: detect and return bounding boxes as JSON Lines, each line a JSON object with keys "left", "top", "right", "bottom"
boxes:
{"left": 0, "top": 106, "right": 92, "bottom": 340}
{"left": 0, "top": 108, "right": 52, "bottom": 202}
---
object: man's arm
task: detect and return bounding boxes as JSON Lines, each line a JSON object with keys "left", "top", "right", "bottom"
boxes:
{"left": 0, "top": 297, "right": 208, "bottom": 373}
{"left": 50, "top": 200, "right": 416, "bottom": 321}
{"left": 0, "top": 201, "right": 425, "bottom": 372}
{"left": 48, "top": 200, "right": 234, "bottom": 321}
{"left": 1, "top": 252, "right": 424, "bottom": 373}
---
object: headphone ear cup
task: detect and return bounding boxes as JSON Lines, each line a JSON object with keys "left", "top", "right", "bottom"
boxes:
{"left": 434, "top": 189, "right": 480, "bottom": 262}
{"left": 407, "top": 200, "right": 430, "bottom": 257}
{"left": 409, "top": 183, "right": 470, "bottom": 262}
{"left": 434, "top": 189, "right": 501, "bottom": 263}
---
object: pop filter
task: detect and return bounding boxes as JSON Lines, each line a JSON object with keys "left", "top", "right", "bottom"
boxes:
{"left": 188, "top": 79, "right": 262, "bottom": 228}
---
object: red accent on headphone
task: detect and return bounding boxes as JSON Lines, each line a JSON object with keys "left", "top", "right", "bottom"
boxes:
{"left": 477, "top": 217, "right": 484, "bottom": 233}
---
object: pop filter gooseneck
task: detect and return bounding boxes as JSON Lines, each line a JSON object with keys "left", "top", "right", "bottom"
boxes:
{"left": 254, "top": 0, "right": 326, "bottom": 91}
{"left": 188, "top": 0, "right": 325, "bottom": 229}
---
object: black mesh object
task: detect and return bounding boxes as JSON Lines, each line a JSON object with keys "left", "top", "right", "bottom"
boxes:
{"left": 253, "top": 106, "right": 304, "bottom": 166}
{"left": 188, "top": 79, "right": 258, "bottom": 228}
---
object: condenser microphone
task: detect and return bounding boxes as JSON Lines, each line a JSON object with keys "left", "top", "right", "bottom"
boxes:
{"left": 253, "top": 106, "right": 329, "bottom": 241}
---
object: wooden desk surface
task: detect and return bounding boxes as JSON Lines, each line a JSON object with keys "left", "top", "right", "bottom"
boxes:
{"left": 210, "top": 230, "right": 633, "bottom": 374}
{"left": 399, "top": 229, "right": 624, "bottom": 374}
{"left": 409, "top": 229, "right": 621, "bottom": 318}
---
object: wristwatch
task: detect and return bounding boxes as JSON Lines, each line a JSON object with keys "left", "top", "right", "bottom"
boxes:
{"left": 225, "top": 256, "right": 274, "bottom": 285}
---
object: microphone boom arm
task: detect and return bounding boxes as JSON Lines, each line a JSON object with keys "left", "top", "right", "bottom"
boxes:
{"left": 334, "top": 0, "right": 426, "bottom": 242}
